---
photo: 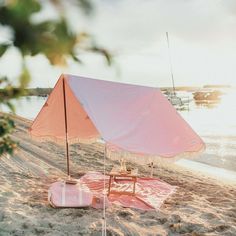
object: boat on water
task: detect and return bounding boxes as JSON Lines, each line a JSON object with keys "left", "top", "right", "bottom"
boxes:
{"left": 193, "top": 90, "right": 223, "bottom": 101}
{"left": 164, "top": 90, "right": 190, "bottom": 110}
{"left": 165, "top": 32, "right": 190, "bottom": 110}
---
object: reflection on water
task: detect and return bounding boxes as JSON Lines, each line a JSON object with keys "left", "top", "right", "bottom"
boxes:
{"left": 180, "top": 89, "right": 236, "bottom": 137}
{"left": 194, "top": 100, "right": 221, "bottom": 109}
{"left": 179, "top": 89, "right": 236, "bottom": 175}
{"left": 1, "top": 89, "right": 236, "bottom": 176}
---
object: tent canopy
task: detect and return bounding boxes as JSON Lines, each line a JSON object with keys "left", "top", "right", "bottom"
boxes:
{"left": 30, "top": 74, "right": 205, "bottom": 158}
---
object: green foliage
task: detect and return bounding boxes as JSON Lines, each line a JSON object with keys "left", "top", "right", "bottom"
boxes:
{"left": 0, "top": 43, "right": 10, "bottom": 57}
{"left": 89, "top": 46, "right": 113, "bottom": 66}
{"left": 26, "top": 87, "right": 52, "bottom": 96}
{"left": 0, "top": 0, "right": 111, "bottom": 65}
{"left": 0, "top": 0, "right": 112, "bottom": 156}
{"left": 19, "top": 65, "right": 31, "bottom": 89}
{"left": 0, "top": 115, "right": 17, "bottom": 155}
{"left": 0, "top": 77, "right": 27, "bottom": 111}
{"left": 0, "top": 2, "right": 74, "bottom": 64}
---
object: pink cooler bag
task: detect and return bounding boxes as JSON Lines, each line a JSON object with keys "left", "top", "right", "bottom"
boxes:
{"left": 48, "top": 181, "right": 93, "bottom": 208}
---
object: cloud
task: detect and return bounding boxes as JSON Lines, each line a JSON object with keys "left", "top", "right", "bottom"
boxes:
{"left": 90, "top": 0, "right": 236, "bottom": 48}
{"left": 85, "top": 0, "right": 236, "bottom": 86}
{"left": 1, "top": 0, "right": 236, "bottom": 87}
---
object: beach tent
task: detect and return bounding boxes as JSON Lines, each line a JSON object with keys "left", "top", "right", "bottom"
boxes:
{"left": 29, "top": 74, "right": 205, "bottom": 176}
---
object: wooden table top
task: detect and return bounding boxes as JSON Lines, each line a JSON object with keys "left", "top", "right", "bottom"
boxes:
{"left": 108, "top": 167, "right": 138, "bottom": 177}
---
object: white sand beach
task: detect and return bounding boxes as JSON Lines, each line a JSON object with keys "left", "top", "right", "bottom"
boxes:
{"left": 0, "top": 114, "right": 235, "bottom": 236}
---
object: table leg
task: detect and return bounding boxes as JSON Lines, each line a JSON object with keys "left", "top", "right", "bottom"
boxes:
{"left": 133, "top": 177, "right": 137, "bottom": 195}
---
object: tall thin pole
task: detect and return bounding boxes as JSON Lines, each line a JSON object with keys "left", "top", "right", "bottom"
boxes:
{"left": 166, "top": 32, "right": 176, "bottom": 95}
{"left": 62, "top": 77, "right": 70, "bottom": 176}
{"left": 102, "top": 143, "right": 107, "bottom": 236}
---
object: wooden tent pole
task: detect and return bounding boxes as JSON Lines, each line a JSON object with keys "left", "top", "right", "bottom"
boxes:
{"left": 62, "top": 77, "right": 70, "bottom": 177}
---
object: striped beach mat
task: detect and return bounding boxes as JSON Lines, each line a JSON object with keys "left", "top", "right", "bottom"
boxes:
{"left": 80, "top": 172, "right": 177, "bottom": 211}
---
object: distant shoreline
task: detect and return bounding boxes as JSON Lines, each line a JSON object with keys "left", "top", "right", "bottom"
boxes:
{"left": 26, "top": 88, "right": 52, "bottom": 97}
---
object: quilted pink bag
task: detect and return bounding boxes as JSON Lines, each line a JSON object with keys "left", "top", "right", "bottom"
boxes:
{"left": 48, "top": 181, "right": 93, "bottom": 208}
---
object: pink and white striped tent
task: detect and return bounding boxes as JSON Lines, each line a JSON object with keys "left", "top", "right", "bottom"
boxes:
{"left": 30, "top": 74, "right": 205, "bottom": 173}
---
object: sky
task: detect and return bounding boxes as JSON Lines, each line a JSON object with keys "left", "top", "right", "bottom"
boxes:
{"left": 0, "top": 0, "right": 236, "bottom": 88}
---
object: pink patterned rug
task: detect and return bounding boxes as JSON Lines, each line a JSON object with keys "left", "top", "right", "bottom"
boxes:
{"left": 79, "top": 172, "right": 176, "bottom": 211}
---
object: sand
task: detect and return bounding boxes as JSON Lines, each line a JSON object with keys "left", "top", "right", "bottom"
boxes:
{"left": 0, "top": 114, "right": 235, "bottom": 236}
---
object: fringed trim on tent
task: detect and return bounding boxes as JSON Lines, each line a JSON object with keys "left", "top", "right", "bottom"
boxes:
{"left": 29, "top": 133, "right": 100, "bottom": 146}
{"left": 29, "top": 132, "right": 205, "bottom": 165}
{"left": 106, "top": 145, "right": 206, "bottom": 165}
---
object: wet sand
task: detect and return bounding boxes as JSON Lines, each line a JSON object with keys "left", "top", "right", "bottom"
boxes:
{"left": 0, "top": 114, "right": 235, "bottom": 236}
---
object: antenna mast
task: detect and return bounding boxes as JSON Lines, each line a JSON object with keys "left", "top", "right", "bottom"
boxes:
{"left": 166, "top": 32, "right": 176, "bottom": 95}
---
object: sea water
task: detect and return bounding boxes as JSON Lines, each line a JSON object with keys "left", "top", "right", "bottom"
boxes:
{"left": 1, "top": 90, "right": 236, "bottom": 182}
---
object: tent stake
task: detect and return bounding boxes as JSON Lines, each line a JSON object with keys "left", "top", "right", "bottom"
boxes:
{"left": 62, "top": 77, "right": 70, "bottom": 177}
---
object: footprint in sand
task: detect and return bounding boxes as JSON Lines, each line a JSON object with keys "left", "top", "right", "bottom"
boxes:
{"left": 118, "top": 210, "right": 133, "bottom": 220}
